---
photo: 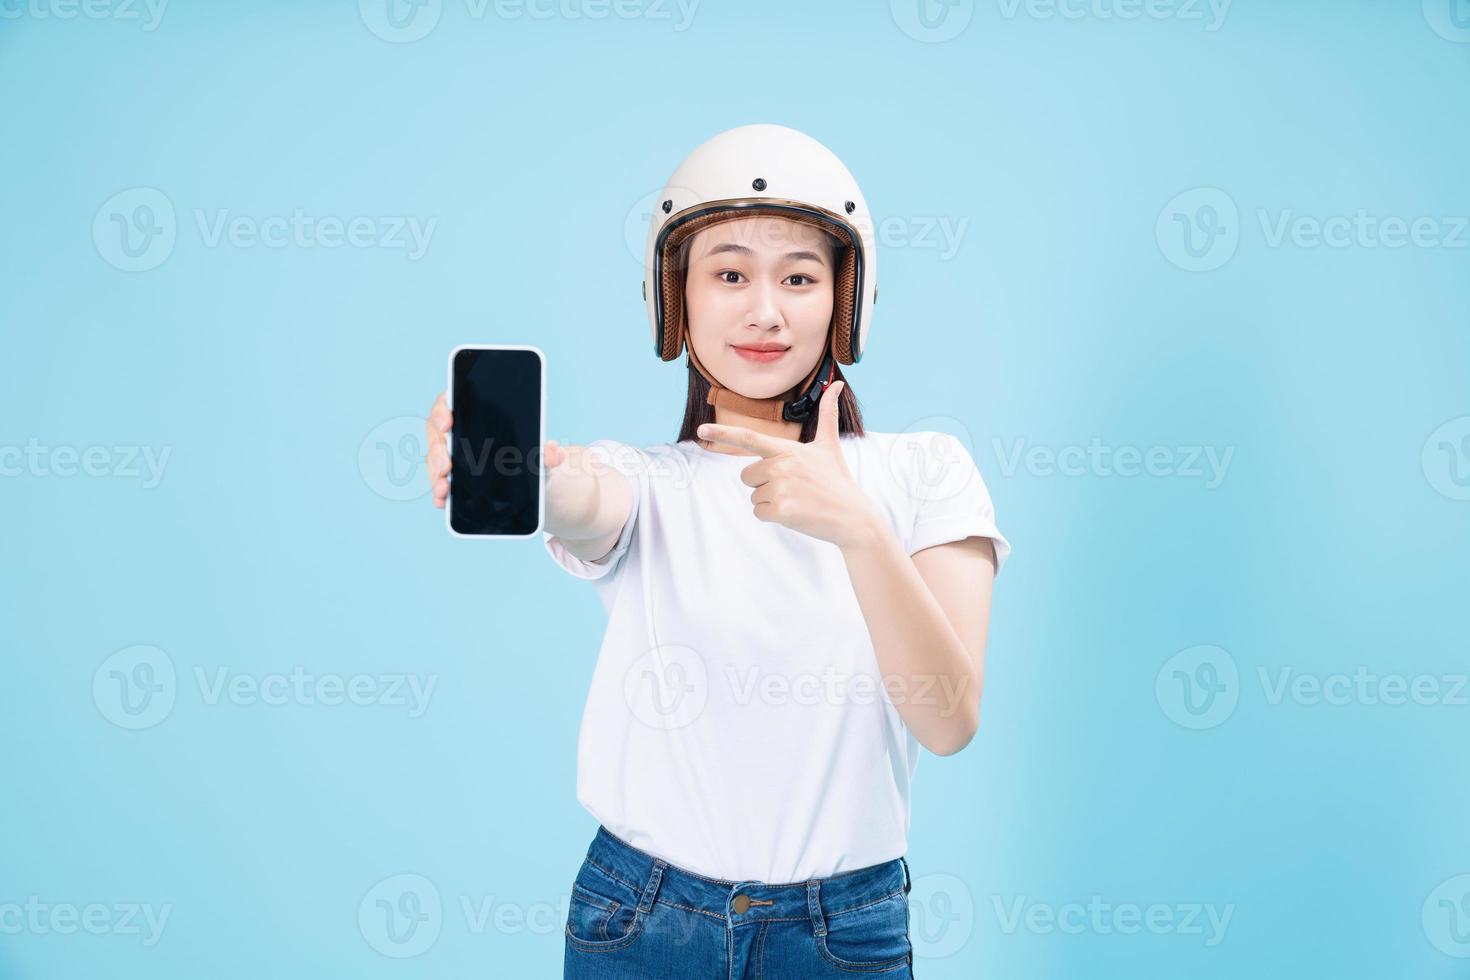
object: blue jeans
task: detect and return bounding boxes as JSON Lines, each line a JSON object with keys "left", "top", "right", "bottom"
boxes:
{"left": 564, "top": 825, "right": 915, "bottom": 978}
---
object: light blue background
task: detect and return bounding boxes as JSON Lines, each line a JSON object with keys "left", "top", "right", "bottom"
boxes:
{"left": 3, "top": 1, "right": 1469, "bottom": 977}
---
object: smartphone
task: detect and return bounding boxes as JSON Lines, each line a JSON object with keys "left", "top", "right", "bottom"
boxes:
{"left": 445, "top": 345, "right": 546, "bottom": 538}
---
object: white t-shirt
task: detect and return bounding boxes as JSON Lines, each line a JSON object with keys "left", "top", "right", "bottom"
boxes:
{"left": 542, "top": 431, "right": 1010, "bottom": 884}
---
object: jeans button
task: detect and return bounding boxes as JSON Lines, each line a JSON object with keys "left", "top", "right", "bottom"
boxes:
{"left": 732, "top": 894, "right": 750, "bottom": 914}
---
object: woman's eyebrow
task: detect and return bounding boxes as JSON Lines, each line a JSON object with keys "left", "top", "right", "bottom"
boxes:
{"left": 703, "top": 242, "right": 827, "bottom": 263}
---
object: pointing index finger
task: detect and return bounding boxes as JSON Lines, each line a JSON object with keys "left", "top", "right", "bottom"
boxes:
{"left": 698, "top": 423, "right": 791, "bottom": 458}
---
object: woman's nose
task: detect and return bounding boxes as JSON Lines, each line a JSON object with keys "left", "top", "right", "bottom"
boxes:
{"left": 745, "top": 278, "right": 783, "bottom": 329}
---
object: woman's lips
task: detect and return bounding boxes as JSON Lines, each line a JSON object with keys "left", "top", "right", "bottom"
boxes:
{"left": 732, "top": 345, "right": 789, "bottom": 363}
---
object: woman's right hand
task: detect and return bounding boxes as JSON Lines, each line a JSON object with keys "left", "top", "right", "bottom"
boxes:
{"left": 425, "top": 392, "right": 452, "bottom": 509}
{"left": 424, "top": 390, "right": 569, "bottom": 509}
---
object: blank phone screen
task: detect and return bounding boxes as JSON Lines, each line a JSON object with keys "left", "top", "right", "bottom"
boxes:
{"left": 449, "top": 347, "right": 543, "bottom": 536}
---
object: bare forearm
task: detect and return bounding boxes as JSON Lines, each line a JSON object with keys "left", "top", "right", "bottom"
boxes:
{"left": 838, "top": 511, "right": 981, "bottom": 755}
{"left": 545, "top": 445, "right": 633, "bottom": 560}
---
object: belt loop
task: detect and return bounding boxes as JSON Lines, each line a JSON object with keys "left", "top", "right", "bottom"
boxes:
{"left": 900, "top": 856, "right": 911, "bottom": 895}
{"left": 638, "top": 860, "right": 665, "bottom": 914}
{"left": 806, "top": 879, "right": 827, "bottom": 938}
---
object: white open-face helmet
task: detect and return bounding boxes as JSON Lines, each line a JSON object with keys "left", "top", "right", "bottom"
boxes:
{"left": 642, "top": 124, "right": 877, "bottom": 423}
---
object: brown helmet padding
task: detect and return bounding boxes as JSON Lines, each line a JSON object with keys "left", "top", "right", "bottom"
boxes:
{"left": 656, "top": 207, "right": 858, "bottom": 364}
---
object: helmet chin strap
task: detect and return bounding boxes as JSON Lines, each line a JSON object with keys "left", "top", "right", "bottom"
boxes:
{"left": 685, "top": 339, "right": 836, "bottom": 425}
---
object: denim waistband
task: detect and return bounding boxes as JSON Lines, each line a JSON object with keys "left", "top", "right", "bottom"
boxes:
{"left": 582, "top": 825, "right": 911, "bottom": 929}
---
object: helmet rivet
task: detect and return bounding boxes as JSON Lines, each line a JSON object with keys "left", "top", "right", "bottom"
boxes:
{"left": 661, "top": 199, "right": 672, "bottom": 214}
{"left": 844, "top": 200, "right": 855, "bottom": 214}
{"left": 752, "top": 177, "right": 767, "bottom": 192}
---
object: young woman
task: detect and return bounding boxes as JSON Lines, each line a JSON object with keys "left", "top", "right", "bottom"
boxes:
{"left": 424, "top": 124, "right": 1010, "bottom": 979}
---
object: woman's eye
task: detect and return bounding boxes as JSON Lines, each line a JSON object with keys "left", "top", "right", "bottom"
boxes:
{"left": 716, "top": 271, "right": 818, "bottom": 286}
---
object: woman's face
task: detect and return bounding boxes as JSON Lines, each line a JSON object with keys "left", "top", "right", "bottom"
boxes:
{"left": 682, "top": 215, "right": 836, "bottom": 399}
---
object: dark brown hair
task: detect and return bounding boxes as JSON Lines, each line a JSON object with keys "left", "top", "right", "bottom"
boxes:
{"left": 672, "top": 225, "right": 866, "bottom": 445}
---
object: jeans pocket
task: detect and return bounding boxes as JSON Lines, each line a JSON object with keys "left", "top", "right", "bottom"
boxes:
{"left": 565, "top": 861, "right": 646, "bottom": 952}
{"left": 816, "top": 891, "right": 913, "bottom": 973}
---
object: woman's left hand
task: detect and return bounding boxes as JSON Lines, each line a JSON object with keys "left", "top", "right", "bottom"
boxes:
{"left": 697, "top": 381, "right": 882, "bottom": 549}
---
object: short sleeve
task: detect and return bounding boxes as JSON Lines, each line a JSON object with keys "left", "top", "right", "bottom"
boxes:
{"left": 541, "top": 439, "right": 644, "bottom": 581}
{"left": 904, "top": 432, "right": 1011, "bottom": 574}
